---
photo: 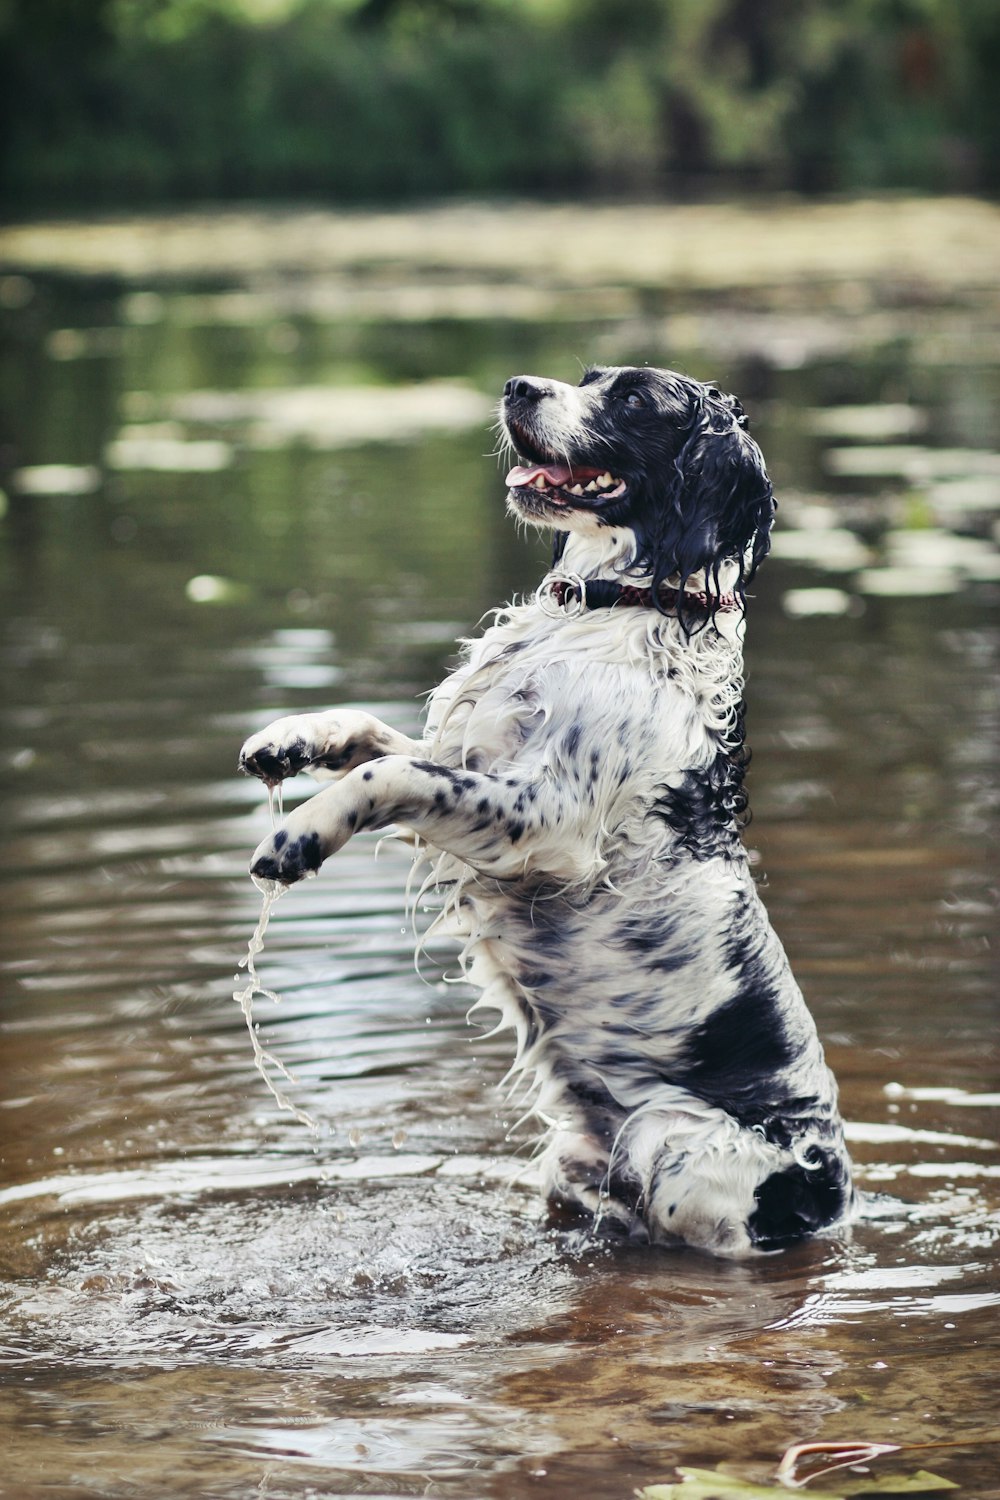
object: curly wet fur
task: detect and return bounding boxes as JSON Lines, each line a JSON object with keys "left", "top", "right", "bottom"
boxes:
{"left": 242, "top": 364, "right": 854, "bottom": 1256}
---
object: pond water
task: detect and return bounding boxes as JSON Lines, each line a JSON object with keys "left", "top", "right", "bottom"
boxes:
{"left": 0, "top": 219, "right": 998, "bottom": 1499}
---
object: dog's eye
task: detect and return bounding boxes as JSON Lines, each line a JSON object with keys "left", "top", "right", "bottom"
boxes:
{"left": 623, "top": 391, "right": 646, "bottom": 409}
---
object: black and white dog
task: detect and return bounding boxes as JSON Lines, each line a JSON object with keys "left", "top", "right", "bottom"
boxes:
{"left": 241, "top": 365, "right": 854, "bottom": 1256}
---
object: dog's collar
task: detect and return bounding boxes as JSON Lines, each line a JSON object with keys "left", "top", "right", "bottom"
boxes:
{"left": 537, "top": 569, "right": 739, "bottom": 619}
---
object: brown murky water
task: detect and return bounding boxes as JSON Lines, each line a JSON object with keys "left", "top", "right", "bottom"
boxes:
{"left": 0, "top": 212, "right": 998, "bottom": 1499}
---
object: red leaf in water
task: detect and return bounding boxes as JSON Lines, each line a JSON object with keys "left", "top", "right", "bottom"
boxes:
{"left": 776, "top": 1442, "right": 902, "bottom": 1487}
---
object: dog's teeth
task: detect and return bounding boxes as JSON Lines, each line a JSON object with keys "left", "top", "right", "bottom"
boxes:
{"left": 570, "top": 484, "right": 585, "bottom": 496}
{"left": 585, "top": 480, "right": 599, "bottom": 493}
{"left": 534, "top": 475, "right": 548, "bottom": 490}
{"left": 597, "top": 472, "right": 614, "bottom": 488}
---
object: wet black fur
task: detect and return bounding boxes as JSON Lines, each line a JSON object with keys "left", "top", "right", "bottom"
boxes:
{"left": 652, "top": 702, "right": 752, "bottom": 861}
{"left": 749, "top": 1152, "right": 852, "bottom": 1249}
{"left": 506, "top": 365, "right": 776, "bottom": 619}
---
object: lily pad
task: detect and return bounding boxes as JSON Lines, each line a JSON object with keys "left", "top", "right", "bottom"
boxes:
{"left": 855, "top": 565, "right": 960, "bottom": 597}
{"left": 160, "top": 380, "right": 493, "bottom": 449}
{"left": 782, "top": 587, "right": 855, "bottom": 618}
{"left": 806, "top": 404, "right": 926, "bottom": 441}
{"left": 184, "top": 574, "right": 250, "bottom": 605}
{"left": 768, "top": 527, "right": 871, "bottom": 571}
{"left": 11, "top": 464, "right": 101, "bottom": 496}
{"left": 105, "top": 429, "right": 234, "bottom": 471}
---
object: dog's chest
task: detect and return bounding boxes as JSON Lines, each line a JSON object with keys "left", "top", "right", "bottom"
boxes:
{"left": 424, "top": 613, "right": 532, "bottom": 766}
{"left": 426, "top": 608, "right": 661, "bottom": 781}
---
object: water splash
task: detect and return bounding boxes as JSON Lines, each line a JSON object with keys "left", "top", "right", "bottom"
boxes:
{"left": 233, "top": 874, "right": 318, "bottom": 1133}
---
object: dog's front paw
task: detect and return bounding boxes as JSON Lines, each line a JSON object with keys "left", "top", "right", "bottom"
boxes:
{"left": 249, "top": 780, "right": 361, "bottom": 885}
{"left": 240, "top": 709, "right": 409, "bottom": 787}
{"left": 239, "top": 716, "right": 317, "bottom": 787}
{"left": 250, "top": 824, "right": 327, "bottom": 886}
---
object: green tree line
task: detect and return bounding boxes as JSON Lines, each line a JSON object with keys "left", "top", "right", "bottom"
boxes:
{"left": 2, "top": 0, "right": 999, "bottom": 211}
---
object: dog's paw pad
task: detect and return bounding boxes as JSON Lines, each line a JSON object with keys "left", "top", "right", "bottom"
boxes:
{"left": 239, "top": 736, "right": 309, "bottom": 785}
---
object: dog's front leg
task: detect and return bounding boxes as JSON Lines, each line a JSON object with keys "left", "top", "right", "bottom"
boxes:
{"left": 240, "top": 709, "right": 422, "bottom": 786}
{"left": 250, "top": 755, "right": 598, "bottom": 887}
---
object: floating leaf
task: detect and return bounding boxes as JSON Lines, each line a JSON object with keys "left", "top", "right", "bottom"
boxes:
{"left": 639, "top": 1463, "right": 959, "bottom": 1500}
{"left": 839, "top": 1474, "right": 958, "bottom": 1495}
{"left": 640, "top": 1470, "right": 814, "bottom": 1500}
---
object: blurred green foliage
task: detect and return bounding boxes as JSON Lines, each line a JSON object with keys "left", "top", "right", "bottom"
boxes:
{"left": 2, "top": 0, "right": 998, "bottom": 209}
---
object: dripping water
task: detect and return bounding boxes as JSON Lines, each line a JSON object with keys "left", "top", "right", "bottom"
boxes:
{"left": 233, "top": 871, "right": 319, "bottom": 1133}
{"left": 267, "top": 781, "right": 284, "bottom": 829}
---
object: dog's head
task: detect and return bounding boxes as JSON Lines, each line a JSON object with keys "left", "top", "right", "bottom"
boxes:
{"left": 501, "top": 365, "right": 775, "bottom": 612}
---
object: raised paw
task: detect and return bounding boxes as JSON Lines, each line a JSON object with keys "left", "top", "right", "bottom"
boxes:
{"left": 248, "top": 778, "right": 364, "bottom": 885}
{"left": 240, "top": 709, "right": 417, "bottom": 788}
{"left": 250, "top": 824, "right": 327, "bottom": 885}
{"left": 239, "top": 719, "right": 313, "bottom": 786}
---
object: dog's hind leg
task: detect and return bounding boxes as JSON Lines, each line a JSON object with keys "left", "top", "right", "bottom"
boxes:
{"left": 240, "top": 710, "right": 422, "bottom": 786}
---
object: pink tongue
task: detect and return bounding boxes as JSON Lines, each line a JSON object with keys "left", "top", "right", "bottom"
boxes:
{"left": 506, "top": 463, "right": 590, "bottom": 487}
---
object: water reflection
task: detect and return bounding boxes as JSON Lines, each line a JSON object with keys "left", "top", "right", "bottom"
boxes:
{"left": 0, "top": 225, "right": 998, "bottom": 1498}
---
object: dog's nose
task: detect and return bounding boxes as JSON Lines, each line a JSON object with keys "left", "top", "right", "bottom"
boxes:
{"left": 504, "top": 375, "right": 550, "bottom": 403}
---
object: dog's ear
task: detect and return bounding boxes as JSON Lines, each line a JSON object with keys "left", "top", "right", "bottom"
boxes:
{"left": 651, "top": 402, "right": 776, "bottom": 608}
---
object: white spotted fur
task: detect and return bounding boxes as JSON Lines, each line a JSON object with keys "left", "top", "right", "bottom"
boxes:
{"left": 242, "top": 369, "right": 853, "bottom": 1255}
{"left": 243, "top": 567, "right": 846, "bottom": 1254}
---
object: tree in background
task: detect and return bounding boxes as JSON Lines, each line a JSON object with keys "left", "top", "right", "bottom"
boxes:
{"left": 1, "top": 0, "right": 997, "bottom": 210}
